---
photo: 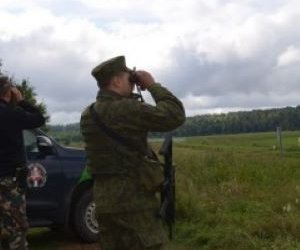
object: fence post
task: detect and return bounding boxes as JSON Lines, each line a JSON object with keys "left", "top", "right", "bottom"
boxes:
{"left": 276, "top": 126, "right": 283, "bottom": 156}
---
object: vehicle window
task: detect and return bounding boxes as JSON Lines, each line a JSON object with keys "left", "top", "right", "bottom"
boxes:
{"left": 23, "top": 130, "right": 39, "bottom": 153}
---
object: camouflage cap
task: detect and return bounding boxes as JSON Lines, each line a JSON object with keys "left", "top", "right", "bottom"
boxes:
{"left": 91, "top": 55, "right": 131, "bottom": 83}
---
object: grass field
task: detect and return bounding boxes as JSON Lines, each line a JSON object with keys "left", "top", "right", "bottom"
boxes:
{"left": 29, "top": 131, "right": 300, "bottom": 249}
{"left": 171, "top": 131, "right": 300, "bottom": 250}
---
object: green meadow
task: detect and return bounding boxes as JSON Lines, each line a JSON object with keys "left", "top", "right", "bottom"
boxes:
{"left": 170, "top": 131, "right": 300, "bottom": 250}
{"left": 29, "top": 131, "right": 300, "bottom": 249}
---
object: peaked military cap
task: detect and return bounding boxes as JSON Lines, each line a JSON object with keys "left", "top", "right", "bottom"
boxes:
{"left": 91, "top": 56, "right": 131, "bottom": 83}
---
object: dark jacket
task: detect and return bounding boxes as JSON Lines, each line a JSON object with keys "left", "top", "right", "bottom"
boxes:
{"left": 0, "top": 99, "right": 45, "bottom": 177}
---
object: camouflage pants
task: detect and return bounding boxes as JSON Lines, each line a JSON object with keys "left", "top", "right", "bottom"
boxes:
{"left": 97, "top": 210, "right": 168, "bottom": 250}
{"left": 0, "top": 177, "right": 28, "bottom": 250}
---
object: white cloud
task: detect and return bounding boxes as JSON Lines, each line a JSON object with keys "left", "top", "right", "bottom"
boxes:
{"left": 182, "top": 95, "right": 216, "bottom": 110}
{"left": 183, "top": 91, "right": 300, "bottom": 116}
{"left": 0, "top": 0, "right": 300, "bottom": 124}
{"left": 0, "top": 7, "right": 55, "bottom": 41}
{"left": 277, "top": 46, "right": 300, "bottom": 67}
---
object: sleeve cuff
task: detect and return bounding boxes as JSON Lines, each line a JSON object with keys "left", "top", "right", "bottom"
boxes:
{"left": 147, "top": 83, "right": 162, "bottom": 94}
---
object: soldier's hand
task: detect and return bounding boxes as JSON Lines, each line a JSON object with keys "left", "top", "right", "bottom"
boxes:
{"left": 135, "top": 70, "right": 155, "bottom": 90}
{"left": 11, "top": 87, "right": 24, "bottom": 103}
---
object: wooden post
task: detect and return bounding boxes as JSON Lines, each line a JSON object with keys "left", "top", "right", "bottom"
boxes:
{"left": 276, "top": 126, "right": 283, "bottom": 156}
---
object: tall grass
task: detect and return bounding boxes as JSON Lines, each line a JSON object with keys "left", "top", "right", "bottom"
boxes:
{"left": 167, "top": 132, "right": 300, "bottom": 249}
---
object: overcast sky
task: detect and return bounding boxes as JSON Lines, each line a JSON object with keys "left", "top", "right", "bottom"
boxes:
{"left": 0, "top": 0, "right": 300, "bottom": 124}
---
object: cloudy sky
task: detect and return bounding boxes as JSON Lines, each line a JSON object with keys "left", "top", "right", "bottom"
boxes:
{"left": 0, "top": 0, "right": 300, "bottom": 124}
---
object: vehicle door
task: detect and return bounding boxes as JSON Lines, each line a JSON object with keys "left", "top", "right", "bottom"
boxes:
{"left": 24, "top": 130, "right": 63, "bottom": 216}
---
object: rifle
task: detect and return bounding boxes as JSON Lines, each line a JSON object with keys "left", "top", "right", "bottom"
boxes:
{"left": 159, "top": 133, "right": 175, "bottom": 240}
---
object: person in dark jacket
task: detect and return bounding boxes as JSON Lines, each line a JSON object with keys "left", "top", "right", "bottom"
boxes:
{"left": 0, "top": 75, "right": 45, "bottom": 250}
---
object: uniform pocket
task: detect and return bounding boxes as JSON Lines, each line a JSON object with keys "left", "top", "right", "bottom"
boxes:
{"left": 140, "top": 158, "right": 164, "bottom": 192}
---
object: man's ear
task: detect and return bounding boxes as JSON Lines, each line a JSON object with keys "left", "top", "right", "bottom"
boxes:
{"left": 111, "top": 75, "right": 121, "bottom": 88}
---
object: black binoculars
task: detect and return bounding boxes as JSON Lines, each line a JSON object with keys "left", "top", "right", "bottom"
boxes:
{"left": 129, "top": 71, "right": 139, "bottom": 84}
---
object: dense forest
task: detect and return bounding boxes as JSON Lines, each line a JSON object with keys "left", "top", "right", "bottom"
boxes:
{"left": 172, "top": 105, "right": 300, "bottom": 137}
{"left": 48, "top": 105, "right": 300, "bottom": 144}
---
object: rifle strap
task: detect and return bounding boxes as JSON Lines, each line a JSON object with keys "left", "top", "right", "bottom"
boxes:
{"left": 89, "top": 103, "right": 147, "bottom": 156}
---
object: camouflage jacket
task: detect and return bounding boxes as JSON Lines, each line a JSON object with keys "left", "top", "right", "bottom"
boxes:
{"left": 80, "top": 83, "right": 185, "bottom": 212}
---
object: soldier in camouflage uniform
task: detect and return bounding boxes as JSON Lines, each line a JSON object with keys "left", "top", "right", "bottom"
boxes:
{"left": 0, "top": 75, "right": 45, "bottom": 250}
{"left": 80, "top": 56, "right": 185, "bottom": 250}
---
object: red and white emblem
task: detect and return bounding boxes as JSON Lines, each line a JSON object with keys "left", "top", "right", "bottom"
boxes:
{"left": 27, "top": 163, "right": 47, "bottom": 188}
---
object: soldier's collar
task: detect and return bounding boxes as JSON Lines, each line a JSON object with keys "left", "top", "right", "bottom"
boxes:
{"left": 97, "top": 90, "right": 122, "bottom": 100}
{"left": 97, "top": 90, "right": 140, "bottom": 100}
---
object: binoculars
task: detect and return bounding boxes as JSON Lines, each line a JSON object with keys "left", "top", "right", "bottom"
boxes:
{"left": 129, "top": 71, "right": 139, "bottom": 85}
{"left": 129, "top": 68, "right": 145, "bottom": 91}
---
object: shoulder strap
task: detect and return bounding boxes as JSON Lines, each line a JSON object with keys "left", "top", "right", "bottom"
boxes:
{"left": 89, "top": 103, "right": 146, "bottom": 155}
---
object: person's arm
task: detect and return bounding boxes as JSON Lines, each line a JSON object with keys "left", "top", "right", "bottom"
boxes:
{"left": 10, "top": 101, "right": 46, "bottom": 129}
{"left": 136, "top": 84, "right": 185, "bottom": 132}
{"left": 123, "top": 71, "right": 186, "bottom": 132}
{"left": 10, "top": 87, "right": 45, "bottom": 129}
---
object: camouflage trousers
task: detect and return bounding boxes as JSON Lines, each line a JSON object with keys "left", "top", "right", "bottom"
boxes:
{"left": 96, "top": 210, "right": 168, "bottom": 250}
{"left": 0, "top": 177, "right": 29, "bottom": 250}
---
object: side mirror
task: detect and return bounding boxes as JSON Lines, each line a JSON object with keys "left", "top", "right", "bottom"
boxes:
{"left": 37, "top": 136, "right": 54, "bottom": 155}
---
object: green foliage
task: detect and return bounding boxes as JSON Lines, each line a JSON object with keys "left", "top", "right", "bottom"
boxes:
{"left": 171, "top": 106, "right": 300, "bottom": 137}
{"left": 0, "top": 60, "right": 49, "bottom": 130}
{"left": 166, "top": 131, "right": 300, "bottom": 249}
{"left": 48, "top": 123, "right": 82, "bottom": 146}
{"left": 17, "top": 79, "right": 50, "bottom": 125}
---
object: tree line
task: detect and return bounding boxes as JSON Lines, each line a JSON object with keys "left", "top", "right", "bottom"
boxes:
{"left": 48, "top": 105, "right": 300, "bottom": 144}
{"left": 170, "top": 106, "right": 300, "bottom": 137}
